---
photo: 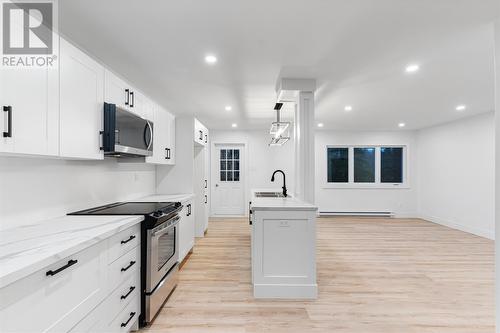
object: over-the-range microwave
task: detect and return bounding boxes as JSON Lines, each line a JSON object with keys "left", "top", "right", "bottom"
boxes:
{"left": 102, "top": 102, "right": 153, "bottom": 157}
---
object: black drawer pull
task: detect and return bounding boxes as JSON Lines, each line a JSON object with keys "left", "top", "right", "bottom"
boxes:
{"left": 46, "top": 259, "right": 78, "bottom": 276}
{"left": 120, "top": 286, "right": 136, "bottom": 300}
{"left": 121, "top": 235, "right": 136, "bottom": 244}
{"left": 121, "top": 261, "right": 136, "bottom": 272}
{"left": 3, "top": 106, "right": 12, "bottom": 138}
{"left": 120, "top": 312, "right": 136, "bottom": 327}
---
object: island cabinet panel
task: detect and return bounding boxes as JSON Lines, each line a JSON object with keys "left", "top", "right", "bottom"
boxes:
{"left": 251, "top": 209, "right": 317, "bottom": 299}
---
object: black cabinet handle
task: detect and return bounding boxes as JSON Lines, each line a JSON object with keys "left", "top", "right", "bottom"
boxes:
{"left": 130, "top": 91, "right": 134, "bottom": 107}
{"left": 187, "top": 204, "right": 191, "bottom": 216}
{"left": 46, "top": 259, "right": 78, "bottom": 276}
{"left": 121, "top": 235, "right": 136, "bottom": 244}
{"left": 3, "top": 106, "right": 12, "bottom": 138}
{"left": 199, "top": 130, "right": 203, "bottom": 140}
{"left": 205, "top": 195, "right": 207, "bottom": 204}
{"left": 165, "top": 148, "right": 171, "bottom": 159}
{"left": 205, "top": 134, "right": 207, "bottom": 143}
{"left": 120, "top": 312, "right": 136, "bottom": 327}
{"left": 120, "top": 286, "right": 136, "bottom": 300}
{"left": 204, "top": 180, "right": 207, "bottom": 188}
{"left": 125, "top": 89, "right": 129, "bottom": 105}
{"left": 249, "top": 201, "right": 252, "bottom": 225}
{"left": 121, "top": 261, "right": 136, "bottom": 272}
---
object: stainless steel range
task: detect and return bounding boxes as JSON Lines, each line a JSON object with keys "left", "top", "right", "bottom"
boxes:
{"left": 69, "top": 201, "right": 182, "bottom": 326}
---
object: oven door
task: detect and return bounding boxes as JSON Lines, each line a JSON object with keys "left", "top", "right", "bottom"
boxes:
{"left": 146, "top": 216, "right": 180, "bottom": 292}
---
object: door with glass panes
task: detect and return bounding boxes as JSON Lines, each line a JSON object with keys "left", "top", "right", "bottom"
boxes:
{"left": 212, "top": 144, "right": 245, "bottom": 215}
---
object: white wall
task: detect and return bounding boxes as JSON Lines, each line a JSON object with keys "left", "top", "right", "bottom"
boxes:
{"left": 493, "top": 17, "right": 499, "bottom": 332}
{"left": 0, "top": 156, "right": 155, "bottom": 229}
{"left": 209, "top": 130, "right": 295, "bottom": 214}
{"left": 314, "top": 130, "right": 418, "bottom": 217}
{"left": 417, "top": 112, "right": 495, "bottom": 239}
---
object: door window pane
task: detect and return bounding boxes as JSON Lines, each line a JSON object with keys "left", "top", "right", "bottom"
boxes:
{"left": 234, "top": 171, "right": 240, "bottom": 181}
{"left": 220, "top": 171, "right": 226, "bottom": 181}
{"left": 220, "top": 161, "right": 226, "bottom": 171}
{"left": 220, "top": 149, "right": 226, "bottom": 159}
{"left": 354, "top": 148, "right": 375, "bottom": 183}
{"left": 327, "top": 148, "right": 349, "bottom": 183}
{"left": 381, "top": 147, "right": 403, "bottom": 183}
{"left": 233, "top": 150, "right": 239, "bottom": 159}
{"left": 219, "top": 148, "right": 241, "bottom": 182}
{"left": 226, "top": 150, "right": 233, "bottom": 159}
{"left": 227, "top": 171, "right": 233, "bottom": 181}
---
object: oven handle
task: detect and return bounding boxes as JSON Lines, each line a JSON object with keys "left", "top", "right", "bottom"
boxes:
{"left": 151, "top": 216, "right": 180, "bottom": 238}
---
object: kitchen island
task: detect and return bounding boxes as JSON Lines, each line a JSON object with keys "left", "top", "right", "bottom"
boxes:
{"left": 250, "top": 189, "right": 318, "bottom": 299}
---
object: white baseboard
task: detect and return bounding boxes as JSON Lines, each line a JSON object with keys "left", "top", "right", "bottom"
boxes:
{"left": 253, "top": 283, "right": 318, "bottom": 299}
{"left": 419, "top": 213, "right": 494, "bottom": 240}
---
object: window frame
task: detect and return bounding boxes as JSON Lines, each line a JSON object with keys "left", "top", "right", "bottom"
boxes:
{"left": 323, "top": 144, "right": 410, "bottom": 189}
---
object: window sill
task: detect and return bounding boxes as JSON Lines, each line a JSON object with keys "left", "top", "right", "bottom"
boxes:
{"left": 322, "top": 183, "right": 410, "bottom": 189}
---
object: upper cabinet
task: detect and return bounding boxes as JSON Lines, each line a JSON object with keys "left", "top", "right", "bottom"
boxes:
{"left": 0, "top": 54, "right": 59, "bottom": 156}
{"left": 0, "top": 36, "right": 172, "bottom": 161}
{"left": 59, "top": 39, "right": 105, "bottom": 160}
{"left": 104, "top": 70, "right": 153, "bottom": 121}
{"left": 194, "top": 118, "right": 208, "bottom": 147}
{"left": 146, "top": 106, "right": 176, "bottom": 165}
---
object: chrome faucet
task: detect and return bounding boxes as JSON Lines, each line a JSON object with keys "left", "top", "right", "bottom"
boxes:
{"left": 271, "top": 170, "right": 287, "bottom": 197}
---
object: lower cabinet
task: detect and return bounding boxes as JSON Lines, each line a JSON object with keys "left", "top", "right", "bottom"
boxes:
{"left": 0, "top": 224, "right": 142, "bottom": 333}
{"left": 179, "top": 198, "right": 195, "bottom": 263}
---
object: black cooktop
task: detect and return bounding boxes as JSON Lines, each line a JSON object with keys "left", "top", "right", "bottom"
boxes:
{"left": 69, "top": 202, "right": 178, "bottom": 216}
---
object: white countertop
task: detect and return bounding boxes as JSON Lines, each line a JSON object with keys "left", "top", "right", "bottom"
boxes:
{"left": 136, "top": 193, "right": 195, "bottom": 203}
{"left": 0, "top": 215, "right": 143, "bottom": 288}
{"left": 250, "top": 189, "right": 317, "bottom": 211}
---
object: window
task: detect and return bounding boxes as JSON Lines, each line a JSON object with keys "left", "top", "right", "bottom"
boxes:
{"left": 354, "top": 148, "right": 375, "bottom": 183}
{"left": 220, "top": 149, "right": 240, "bottom": 182}
{"left": 327, "top": 148, "right": 348, "bottom": 183}
{"left": 381, "top": 147, "right": 403, "bottom": 183}
{"left": 326, "top": 146, "right": 407, "bottom": 187}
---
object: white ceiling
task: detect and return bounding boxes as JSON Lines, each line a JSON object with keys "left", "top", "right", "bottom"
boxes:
{"left": 59, "top": 0, "right": 499, "bottom": 131}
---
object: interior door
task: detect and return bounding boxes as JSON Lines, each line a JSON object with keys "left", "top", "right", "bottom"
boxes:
{"left": 212, "top": 144, "right": 245, "bottom": 215}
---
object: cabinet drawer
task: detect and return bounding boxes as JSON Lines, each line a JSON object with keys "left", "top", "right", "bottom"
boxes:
{"left": 107, "top": 269, "right": 140, "bottom": 323}
{"left": 108, "top": 225, "right": 140, "bottom": 264}
{"left": 108, "top": 295, "right": 140, "bottom": 333}
{"left": 0, "top": 241, "right": 107, "bottom": 332}
{"left": 108, "top": 245, "right": 140, "bottom": 289}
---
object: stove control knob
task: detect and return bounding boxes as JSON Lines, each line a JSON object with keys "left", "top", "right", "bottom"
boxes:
{"left": 152, "top": 210, "right": 163, "bottom": 218}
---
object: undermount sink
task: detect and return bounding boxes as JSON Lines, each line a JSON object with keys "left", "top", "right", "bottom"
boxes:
{"left": 254, "top": 191, "right": 288, "bottom": 198}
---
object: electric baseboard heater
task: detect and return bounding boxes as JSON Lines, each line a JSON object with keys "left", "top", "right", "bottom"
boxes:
{"left": 319, "top": 211, "right": 394, "bottom": 217}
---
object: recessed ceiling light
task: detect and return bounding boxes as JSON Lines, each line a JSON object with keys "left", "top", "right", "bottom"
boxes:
{"left": 398, "top": 122, "right": 406, "bottom": 128}
{"left": 225, "top": 105, "right": 232, "bottom": 111}
{"left": 204, "top": 54, "right": 217, "bottom": 64}
{"left": 405, "top": 64, "right": 419, "bottom": 73}
{"left": 455, "top": 105, "right": 466, "bottom": 111}
{"left": 317, "top": 123, "right": 324, "bottom": 128}
{"left": 344, "top": 105, "right": 353, "bottom": 111}
{"left": 231, "top": 123, "right": 237, "bottom": 128}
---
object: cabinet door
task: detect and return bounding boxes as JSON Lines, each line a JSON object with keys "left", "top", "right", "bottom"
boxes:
{"left": 0, "top": 60, "right": 58, "bottom": 156}
{"left": 166, "top": 112, "right": 175, "bottom": 165}
{"left": 179, "top": 201, "right": 195, "bottom": 263}
{"left": 104, "top": 70, "right": 129, "bottom": 110}
{"left": 59, "top": 38, "right": 104, "bottom": 159}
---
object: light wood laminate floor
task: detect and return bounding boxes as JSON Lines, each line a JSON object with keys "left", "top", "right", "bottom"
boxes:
{"left": 142, "top": 217, "right": 494, "bottom": 333}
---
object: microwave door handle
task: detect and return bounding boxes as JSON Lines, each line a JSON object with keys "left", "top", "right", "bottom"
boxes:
{"left": 143, "top": 121, "right": 153, "bottom": 150}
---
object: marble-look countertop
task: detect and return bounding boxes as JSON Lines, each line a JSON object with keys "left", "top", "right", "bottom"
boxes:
{"left": 250, "top": 189, "right": 318, "bottom": 211}
{"left": 136, "top": 193, "right": 195, "bottom": 203}
{"left": 0, "top": 215, "right": 143, "bottom": 288}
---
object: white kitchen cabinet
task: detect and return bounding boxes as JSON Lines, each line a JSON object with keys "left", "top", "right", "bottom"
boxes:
{"left": 59, "top": 38, "right": 105, "bottom": 159}
{"left": 0, "top": 224, "right": 141, "bottom": 333}
{"left": 0, "top": 241, "right": 108, "bottom": 332}
{"left": 194, "top": 118, "right": 208, "bottom": 146}
{"left": 146, "top": 106, "right": 175, "bottom": 165}
{"left": 104, "top": 70, "right": 153, "bottom": 121}
{"left": 0, "top": 57, "right": 59, "bottom": 156}
{"left": 104, "top": 69, "right": 130, "bottom": 111}
{"left": 179, "top": 198, "right": 195, "bottom": 263}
